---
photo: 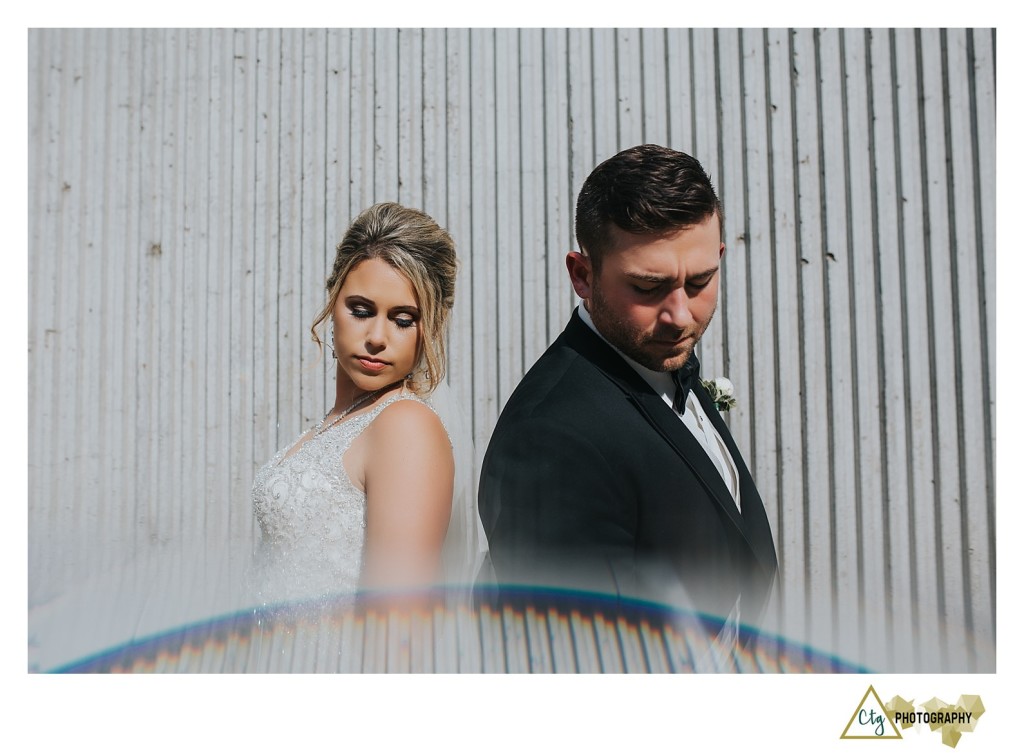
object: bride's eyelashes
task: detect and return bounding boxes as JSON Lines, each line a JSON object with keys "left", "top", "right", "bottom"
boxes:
{"left": 348, "top": 305, "right": 418, "bottom": 329}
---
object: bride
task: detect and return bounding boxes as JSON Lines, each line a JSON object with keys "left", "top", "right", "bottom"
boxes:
{"left": 251, "top": 202, "right": 471, "bottom": 609}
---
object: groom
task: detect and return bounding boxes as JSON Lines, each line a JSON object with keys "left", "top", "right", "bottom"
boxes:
{"left": 478, "top": 144, "right": 778, "bottom": 635}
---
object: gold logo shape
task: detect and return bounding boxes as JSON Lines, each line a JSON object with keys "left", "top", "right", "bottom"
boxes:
{"left": 841, "top": 685, "right": 902, "bottom": 740}
{"left": 885, "top": 694, "right": 985, "bottom": 749}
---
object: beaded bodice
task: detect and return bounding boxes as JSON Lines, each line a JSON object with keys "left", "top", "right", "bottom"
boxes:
{"left": 251, "top": 393, "right": 426, "bottom": 605}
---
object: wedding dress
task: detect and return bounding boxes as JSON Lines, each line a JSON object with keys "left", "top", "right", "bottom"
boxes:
{"left": 248, "top": 385, "right": 488, "bottom": 671}
{"left": 251, "top": 393, "right": 420, "bottom": 607}
{"left": 251, "top": 389, "right": 487, "bottom": 609}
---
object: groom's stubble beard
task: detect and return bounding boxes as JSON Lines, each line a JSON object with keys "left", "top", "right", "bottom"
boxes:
{"left": 588, "top": 277, "right": 717, "bottom": 373}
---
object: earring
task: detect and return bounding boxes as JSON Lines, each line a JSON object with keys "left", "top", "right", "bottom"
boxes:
{"left": 329, "top": 329, "right": 337, "bottom": 360}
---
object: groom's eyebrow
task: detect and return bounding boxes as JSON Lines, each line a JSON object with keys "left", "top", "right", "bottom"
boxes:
{"left": 688, "top": 265, "right": 720, "bottom": 280}
{"left": 626, "top": 271, "right": 672, "bottom": 283}
{"left": 626, "top": 266, "right": 719, "bottom": 284}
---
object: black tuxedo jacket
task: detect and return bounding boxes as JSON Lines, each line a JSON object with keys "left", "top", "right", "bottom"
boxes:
{"left": 478, "top": 310, "right": 778, "bottom": 625}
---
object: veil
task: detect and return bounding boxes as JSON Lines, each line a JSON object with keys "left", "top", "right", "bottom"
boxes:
{"left": 429, "top": 377, "right": 490, "bottom": 588}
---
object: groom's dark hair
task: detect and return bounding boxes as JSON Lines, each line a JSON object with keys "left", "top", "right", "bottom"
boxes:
{"left": 574, "top": 144, "right": 723, "bottom": 271}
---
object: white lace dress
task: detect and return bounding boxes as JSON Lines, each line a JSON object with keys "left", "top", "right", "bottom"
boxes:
{"left": 251, "top": 393, "right": 427, "bottom": 608}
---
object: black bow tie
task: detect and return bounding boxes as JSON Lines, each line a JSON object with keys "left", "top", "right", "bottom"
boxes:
{"left": 671, "top": 353, "right": 701, "bottom": 415}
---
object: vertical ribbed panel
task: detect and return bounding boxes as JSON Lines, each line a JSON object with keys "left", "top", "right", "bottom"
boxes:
{"left": 27, "top": 28, "right": 996, "bottom": 672}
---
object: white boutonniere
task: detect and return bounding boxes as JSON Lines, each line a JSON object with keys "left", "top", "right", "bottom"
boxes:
{"left": 701, "top": 376, "right": 737, "bottom": 412}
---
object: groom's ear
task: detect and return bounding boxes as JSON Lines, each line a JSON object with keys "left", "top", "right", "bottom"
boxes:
{"left": 566, "top": 251, "right": 593, "bottom": 300}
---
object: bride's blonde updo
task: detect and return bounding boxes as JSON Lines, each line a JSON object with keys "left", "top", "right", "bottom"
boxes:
{"left": 310, "top": 202, "right": 457, "bottom": 395}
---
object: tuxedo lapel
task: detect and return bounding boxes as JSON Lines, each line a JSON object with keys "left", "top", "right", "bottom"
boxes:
{"left": 562, "top": 312, "right": 748, "bottom": 537}
{"left": 694, "top": 383, "right": 779, "bottom": 576}
{"left": 626, "top": 389, "right": 746, "bottom": 530}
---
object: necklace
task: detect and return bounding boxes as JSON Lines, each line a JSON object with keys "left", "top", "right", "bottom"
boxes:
{"left": 313, "top": 383, "right": 397, "bottom": 437}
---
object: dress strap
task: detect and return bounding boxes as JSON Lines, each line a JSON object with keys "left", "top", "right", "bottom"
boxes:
{"left": 314, "top": 392, "right": 439, "bottom": 456}
{"left": 334, "top": 392, "right": 431, "bottom": 438}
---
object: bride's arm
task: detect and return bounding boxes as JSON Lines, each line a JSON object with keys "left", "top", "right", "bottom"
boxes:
{"left": 360, "top": 399, "right": 454, "bottom": 590}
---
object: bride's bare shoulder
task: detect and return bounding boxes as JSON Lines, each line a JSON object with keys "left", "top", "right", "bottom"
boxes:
{"left": 366, "top": 396, "right": 450, "bottom": 450}
{"left": 362, "top": 396, "right": 453, "bottom": 518}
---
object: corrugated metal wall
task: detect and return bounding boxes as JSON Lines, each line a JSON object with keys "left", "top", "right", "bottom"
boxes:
{"left": 27, "top": 28, "right": 996, "bottom": 672}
